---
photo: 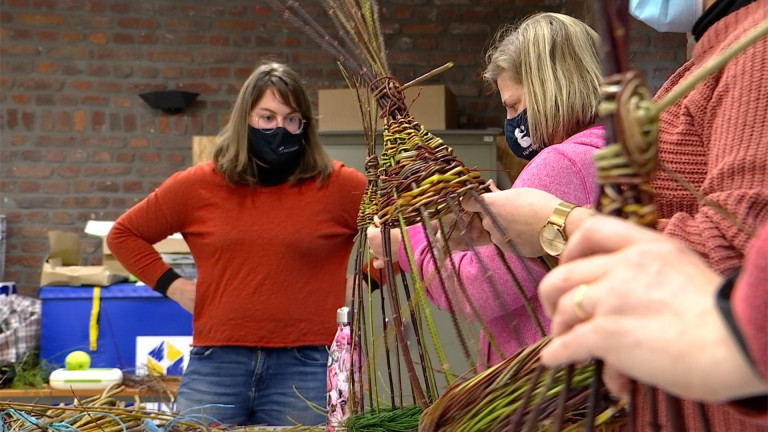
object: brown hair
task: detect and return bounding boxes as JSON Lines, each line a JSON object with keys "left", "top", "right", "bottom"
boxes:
{"left": 212, "top": 61, "right": 333, "bottom": 185}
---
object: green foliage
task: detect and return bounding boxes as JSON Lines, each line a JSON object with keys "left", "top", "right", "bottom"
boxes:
{"left": 9, "top": 350, "right": 55, "bottom": 389}
{"left": 345, "top": 406, "right": 423, "bottom": 432}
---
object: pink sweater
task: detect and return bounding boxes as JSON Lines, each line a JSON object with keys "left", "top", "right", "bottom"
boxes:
{"left": 399, "top": 126, "right": 605, "bottom": 367}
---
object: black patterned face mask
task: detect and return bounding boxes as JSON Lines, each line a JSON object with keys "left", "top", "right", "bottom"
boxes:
{"left": 504, "top": 109, "right": 539, "bottom": 161}
{"left": 246, "top": 125, "right": 305, "bottom": 185}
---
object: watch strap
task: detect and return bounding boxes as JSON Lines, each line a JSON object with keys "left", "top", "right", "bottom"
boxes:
{"left": 548, "top": 201, "right": 578, "bottom": 230}
{"left": 715, "top": 269, "right": 755, "bottom": 370}
{"left": 539, "top": 201, "right": 579, "bottom": 257}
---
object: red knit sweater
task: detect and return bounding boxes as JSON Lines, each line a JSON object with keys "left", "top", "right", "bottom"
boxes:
{"left": 653, "top": 1, "right": 768, "bottom": 276}
{"left": 734, "top": 222, "right": 768, "bottom": 384}
{"left": 106, "top": 160, "right": 366, "bottom": 348}
{"left": 636, "top": 1, "right": 768, "bottom": 430}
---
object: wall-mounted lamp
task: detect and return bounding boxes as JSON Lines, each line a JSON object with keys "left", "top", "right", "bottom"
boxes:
{"left": 139, "top": 90, "right": 200, "bottom": 115}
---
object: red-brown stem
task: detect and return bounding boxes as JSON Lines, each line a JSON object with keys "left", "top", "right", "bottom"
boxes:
{"left": 382, "top": 225, "right": 428, "bottom": 408}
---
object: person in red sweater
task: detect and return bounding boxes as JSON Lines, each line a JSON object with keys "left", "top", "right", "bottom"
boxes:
{"left": 460, "top": 0, "right": 768, "bottom": 429}
{"left": 538, "top": 215, "right": 768, "bottom": 404}
{"left": 106, "top": 62, "right": 366, "bottom": 426}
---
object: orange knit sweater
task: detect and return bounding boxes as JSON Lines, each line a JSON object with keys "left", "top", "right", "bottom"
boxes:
{"left": 106, "top": 160, "right": 366, "bottom": 348}
{"left": 635, "top": 1, "right": 768, "bottom": 430}
{"left": 734, "top": 222, "right": 768, "bottom": 383}
{"left": 654, "top": 1, "right": 768, "bottom": 276}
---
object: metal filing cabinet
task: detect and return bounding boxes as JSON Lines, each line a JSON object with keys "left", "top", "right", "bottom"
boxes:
{"left": 319, "top": 129, "right": 503, "bottom": 185}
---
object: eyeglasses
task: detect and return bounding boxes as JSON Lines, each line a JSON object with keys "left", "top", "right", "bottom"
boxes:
{"left": 255, "top": 113, "right": 306, "bottom": 135}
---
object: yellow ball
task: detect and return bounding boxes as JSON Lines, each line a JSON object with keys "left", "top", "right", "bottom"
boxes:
{"left": 65, "top": 350, "right": 91, "bottom": 370}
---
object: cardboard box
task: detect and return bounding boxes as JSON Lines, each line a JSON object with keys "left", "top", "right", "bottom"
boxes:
{"left": 40, "top": 231, "right": 124, "bottom": 287}
{"left": 495, "top": 134, "right": 528, "bottom": 188}
{"left": 84, "top": 221, "right": 192, "bottom": 278}
{"left": 192, "top": 135, "right": 216, "bottom": 165}
{"left": 39, "top": 283, "right": 192, "bottom": 369}
{"left": 318, "top": 84, "right": 457, "bottom": 131}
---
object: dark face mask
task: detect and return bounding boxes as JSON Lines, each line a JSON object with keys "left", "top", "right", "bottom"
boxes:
{"left": 247, "top": 125, "right": 305, "bottom": 186}
{"left": 504, "top": 109, "right": 539, "bottom": 161}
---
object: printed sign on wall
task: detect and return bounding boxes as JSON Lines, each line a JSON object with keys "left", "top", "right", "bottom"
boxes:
{"left": 135, "top": 336, "right": 192, "bottom": 376}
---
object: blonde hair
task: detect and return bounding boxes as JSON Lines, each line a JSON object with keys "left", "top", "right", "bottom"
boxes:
{"left": 483, "top": 13, "right": 602, "bottom": 148}
{"left": 212, "top": 61, "right": 333, "bottom": 185}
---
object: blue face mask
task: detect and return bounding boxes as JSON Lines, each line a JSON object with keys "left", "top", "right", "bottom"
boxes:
{"left": 629, "top": 0, "right": 703, "bottom": 33}
{"left": 504, "top": 109, "right": 539, "bottom": 161}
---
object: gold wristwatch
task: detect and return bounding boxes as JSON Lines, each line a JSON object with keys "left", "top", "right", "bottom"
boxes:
{"left": 538, "top": 201, "right": 578, "bottom": 257}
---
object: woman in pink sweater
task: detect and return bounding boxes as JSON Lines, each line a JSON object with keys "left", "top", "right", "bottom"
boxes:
{"left": 368, "top": 13, "right": 605, "bottom": 368}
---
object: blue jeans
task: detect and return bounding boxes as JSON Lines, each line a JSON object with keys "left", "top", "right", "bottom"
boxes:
{"left": 175, "top": 345, "right": 328, "bottom": 426}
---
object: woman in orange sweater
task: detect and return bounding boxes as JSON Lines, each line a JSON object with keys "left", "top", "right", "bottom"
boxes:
{"left": 107, "top": 62, "right": 366, "bottom": 426}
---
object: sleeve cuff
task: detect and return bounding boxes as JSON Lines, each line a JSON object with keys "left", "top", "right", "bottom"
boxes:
{"left": 155, "top": 268, "right": 183, "bottom": 297}
{"left": 728, "top": 395, "right": 768, "bottom": 419}
{"left": 716, "top": 269, "right": 757, "bottom": 373}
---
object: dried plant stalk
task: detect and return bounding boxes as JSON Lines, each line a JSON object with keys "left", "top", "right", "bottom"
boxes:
{"left": 418, "top": 338, "right": 627, "bottom": 432}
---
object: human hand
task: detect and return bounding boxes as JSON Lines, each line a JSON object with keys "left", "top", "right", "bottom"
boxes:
{"left": 434, "top": 212, "right": 491, "bottom": 252}
{"left": 345, "top": 274, "right": 355, "bottom": 306}
{"left": 166, "top": 278, "right": 196, "bottom": 314}
{"left": 538, "top": 215, "right": 768, "bottom": 402}
{"left": 366, "top": 217, "right": 402, "bottom": 269}
{"left": 461, "top": 184, "right": 562, "bottom": 257}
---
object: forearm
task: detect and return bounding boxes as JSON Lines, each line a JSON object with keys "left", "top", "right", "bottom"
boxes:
{"left": 559, "top": 207, "right": 595, "bottom": 254}
{"left": 106, "top": 178, "right": 189, "bottom": 286}
{"left": 413, "top": 236, "right": 546, "bottom": 321}
{"left": 657, "top": 189, "right": 768, "bottom": 275}
{"left": 106, "top": 214, "right": 174, "bottom": 287}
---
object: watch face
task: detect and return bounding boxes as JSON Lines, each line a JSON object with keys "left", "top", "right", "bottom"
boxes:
{"left": 539, "top": 224, "right": 567, "bottom": 256}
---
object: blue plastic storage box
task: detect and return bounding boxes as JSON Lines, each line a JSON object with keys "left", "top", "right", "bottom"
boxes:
{"left": 39, "top": 283, "right": 192, "bottom": 370}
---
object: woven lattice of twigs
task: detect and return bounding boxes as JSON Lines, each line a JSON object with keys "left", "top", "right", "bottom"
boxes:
{"left": 418, "top": 338, "right": 627, "bottom": 432}
{"left": 593, "top": 69, "right": 658, "bottom": 227}
{"left": 373, "top": 94, "right": 487, "bottom": 225}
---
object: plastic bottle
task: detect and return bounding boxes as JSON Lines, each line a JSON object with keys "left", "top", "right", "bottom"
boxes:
{"left": 327, "top": 306, "right": 354, "bottom": 431}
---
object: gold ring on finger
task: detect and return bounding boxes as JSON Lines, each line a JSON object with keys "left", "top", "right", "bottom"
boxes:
{"left": 574, "top": 283, "right": 590, "bottom": 320}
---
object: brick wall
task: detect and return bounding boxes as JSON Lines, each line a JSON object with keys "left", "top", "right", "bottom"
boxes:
{"left": 0, "top": 0, "right": 686, "bottom": 295}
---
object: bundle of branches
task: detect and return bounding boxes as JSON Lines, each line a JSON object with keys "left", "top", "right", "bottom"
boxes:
{"left": 345, "top": 405, "right": 423, "bottom": 432}
{"left": 272, "top": 0, "right": 487, "bottom": 225}
{"left": 373, "top": 98, "right": 486, "bottom": 225}
{"left": 0, "top": 384, "right": 325, "bottom": 432}
{"left": 1, "top": 385, "right": 186, "bottom": 431}
{"left": 418, "top": 338, "right": 625, "bottom": 432}
{"left": 266, "top": 1, "right": 598, "bottom": 431}
{"left": 267, "top": 0, "right": 502, "bottom": 417}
